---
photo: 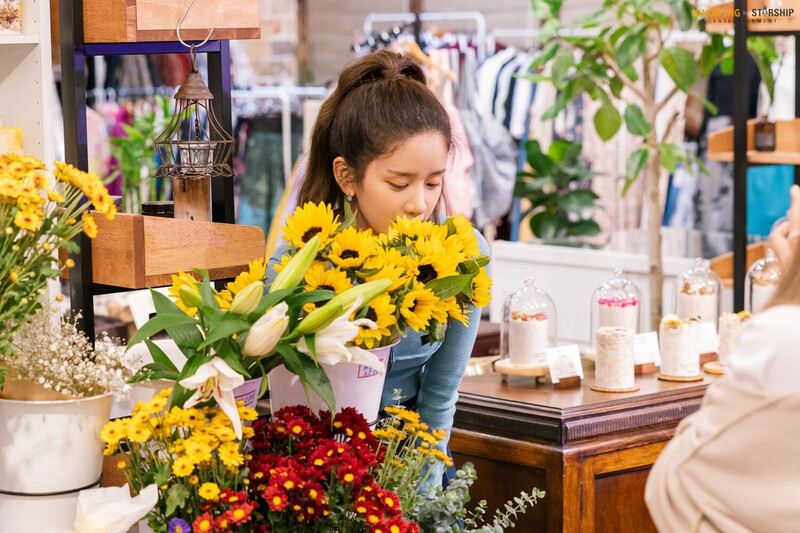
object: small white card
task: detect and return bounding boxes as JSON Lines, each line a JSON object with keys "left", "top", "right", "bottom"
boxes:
{"left": 546, "top": 344, "right": 583, "bottom": 383}
{"left": 697, "top": 322, "right": 719, "bottom": 354}
{"left": 634, "top": 332, "right": 661, "bottom": 366}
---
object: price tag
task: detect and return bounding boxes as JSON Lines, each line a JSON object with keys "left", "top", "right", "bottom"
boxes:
{"left": 634, "top": 332, "right": 661, "bottom": 366}
{"left": 546, "top": 344, "right": 583, "bottom": 383}
{"left": 697, "top": 322, "right": 719, "bottom": 354}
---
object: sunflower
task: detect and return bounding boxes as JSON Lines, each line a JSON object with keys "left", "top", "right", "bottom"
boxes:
{"left": 390, "top": 216, "right": 436, "bottom": 241}
{"left": 169, "top": 271, "right": 201, "bottom": 316}
{"left": 226, "top": 258, "right": 266, "bottom": 295}
{"left": 471, "top": 267, "right": 492, "bottom": 308}
{"left": 303, "top": 263, "right": 352, "bottom": 313}
{"left": 353, "top": 292, "right": 397, "bottom": 349}
{"left": 272, "top": 254, "right": 292, "bottom": 274}
{"left": 448, "top": 214, "right": 482, "bottom": 258}
{"left": 364, "top": 251, "right": 412, "bottom": 292}
{"left": 399, "top": 282, "right": 439, "bottom": 331}
{"left": 444, "top": 296, "right": 471, "bottom": 327}
{"left": 283, "top": 201, "right": 340, "bottom": 249}
{"left": 409, "top": 238, "right": 461, "bottom": 285}
{"left": 328, "top": 226, "right": 375, "bottom": 270}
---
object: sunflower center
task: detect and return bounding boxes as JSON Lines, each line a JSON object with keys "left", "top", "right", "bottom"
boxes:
{"left": 366, "top": 307, "right": 378, "bottom": 322}
{"left": 340, "top": 249, "right": 359, "bottom": 260}
{"left": 416, "top": 265, "right": 437, "bottom": 284}
{"left": 301, "top": 226, "right": 323, "bottom": 243}
{"left": 318, "top": 284, "right": 334, "bottom": 292}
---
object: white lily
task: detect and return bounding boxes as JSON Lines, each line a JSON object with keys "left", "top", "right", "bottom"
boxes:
{"left": 179, "top": 358, "right": 245, "bottom": 439}
{"left": 297, "top": 297, "right": 385, "bottom": 372}
{"left": 242, "top": 302, "right": 289, "bottom": 357}
{"left": 73, "top": 483, "right": 158, "bottom": 533}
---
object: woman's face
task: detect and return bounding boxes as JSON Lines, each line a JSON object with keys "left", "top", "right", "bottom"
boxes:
{"left": 343, "top": 132, "right": 448, "bottom": 235}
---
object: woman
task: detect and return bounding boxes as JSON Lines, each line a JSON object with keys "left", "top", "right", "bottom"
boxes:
{"left": 266, "top": 50, "right": 490, "bottom": 489}
{"left": 645, "top": 184, "right": 800, "bottom": 532}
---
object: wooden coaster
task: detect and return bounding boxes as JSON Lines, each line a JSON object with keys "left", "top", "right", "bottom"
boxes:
{"left": 703, "top": 361, "right": 726, "bottom": 375}
{"left": 657, "top": 373, "right": 704, "bottom": 382}
{"left": 590, "top": 384, "right": 640, "bottom": 393}
{"left": 494, "top": 358, "right": 549, "bottom": 383}
{"left": 699, "top": 352, "right": 718, "bottom": 365}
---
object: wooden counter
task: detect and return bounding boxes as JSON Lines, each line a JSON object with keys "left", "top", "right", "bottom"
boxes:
{"left": 451, "top": 370, "right": 719, "bottom": 532}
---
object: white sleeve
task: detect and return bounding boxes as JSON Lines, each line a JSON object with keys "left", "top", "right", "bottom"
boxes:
{"left": 726, "top": 305, "right": 800, "bottom": 393}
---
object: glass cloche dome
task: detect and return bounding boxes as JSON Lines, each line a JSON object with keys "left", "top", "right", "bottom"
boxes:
{"left": 590, "top": 269, "right": 642, "bottom": 351}
{"left": 747, "top": 248, "right": 781, "bottom": 313}
{"left": 500, "top": 277, "right": 557, "bottom": 367}
{"left": 675, "top": 258, "right": 722, "bottom": 327}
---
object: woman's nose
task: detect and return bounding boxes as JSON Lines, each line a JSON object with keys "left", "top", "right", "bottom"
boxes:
{"left": 405, "top": 186, "right": 426, "bottom": 218}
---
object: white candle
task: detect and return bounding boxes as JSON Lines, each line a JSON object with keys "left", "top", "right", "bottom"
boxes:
{"left": 659, "top": 316, "right": 700, "bottom": 377}
{"left": 750, "top": 283, "right": 776, "bottom": 314}
{"left": 598, "top": 303, "right": 638, "bottom": 333}
{"left": 508, "top": 317, "right": 549, "bottom": 366}
{"left": 595, "top": 327, "right": 635, "bottom": 389}
{"left": 676, "top": 292, "right": 717, "bottom": 325}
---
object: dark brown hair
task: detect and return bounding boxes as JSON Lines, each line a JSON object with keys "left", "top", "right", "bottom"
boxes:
{"left": 301, "top": 50, "right": 452, "bottom": 215}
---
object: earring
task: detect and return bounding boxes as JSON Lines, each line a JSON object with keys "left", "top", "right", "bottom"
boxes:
{"left": 346, "top": 195, "right": 353, "bottom": 201}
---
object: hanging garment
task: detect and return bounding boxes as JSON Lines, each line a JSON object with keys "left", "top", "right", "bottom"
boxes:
{"left": 508, "top": 54, "right": 538, "bottom": 140}
{"left": 458, "top": 48, "right": 517, "bottom": 228}
{"left": 475, "top": 47, "right": 517, "bottom": 116}
{"left": 662, "top": 162, "right": 698, "bottom": 230}
{"left": 695, "top": 115, "right": 734, "bottom": 233}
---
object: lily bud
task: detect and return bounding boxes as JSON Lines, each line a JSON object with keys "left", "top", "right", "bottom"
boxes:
{"left": 229, "top": 281, "right": 263, "bottom": 315}
{"left": 269, "top": 235, "right": 321, "bottom": 293}
{"left": 295, "top": 301, "right": 345, "bottom": 335}
{"left": 178, "top": 284, "right": 202, "bottom": 308}
{"left": 327, "top": 279, "right": 392, "bottom": 314}
{"left": 242, "top": 302, "right": 289, "bottom": 357}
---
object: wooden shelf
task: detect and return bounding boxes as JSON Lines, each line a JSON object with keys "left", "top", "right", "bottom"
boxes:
{"left": 51, "top": 0, "right": 260, "bottom": 44}
{"left": 0, "top": 34, "right": 39, "bottom": 45}
{"left": 704, "top": 0, "right": 800, "bottom": 33}
{"left": 90, "top": 213, "right": 265, "bottom": 289}
{"left": 707, "top": 118, "right": 800, "bottom": 164}
{"left": 710, "top": 241, "right": 769, "bottom": 288}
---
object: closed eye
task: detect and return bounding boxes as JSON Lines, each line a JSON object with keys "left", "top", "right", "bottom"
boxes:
{"left": 388, "top": 182, "right": 407, "bottom": 191}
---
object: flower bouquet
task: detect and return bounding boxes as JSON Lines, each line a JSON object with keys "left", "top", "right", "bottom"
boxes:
{"left": 129, "top": 232, "right": 392, "bottom": 437}
{"left": 277, "top": 202, "right": 492, "bottom": 348}
{"left": 103, "top": 388, "right": 264, "bottom": 532}
{"left": 0, "top": 154, "right": 117, "bottom": 388}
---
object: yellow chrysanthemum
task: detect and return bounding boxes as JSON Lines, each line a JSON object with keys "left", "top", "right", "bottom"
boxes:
{"left": 384, "top": 406, "right": 420, "bottom": 423}
{"left": 171, "top": 456, "right": 195, "bottom": 477}
{"left": 127, "top": 423, "right": 152, "bottom": 443}
{"left": 410, "top": 238, "right": 461, "bottom": 285}
{"left": 82, "top": 211, "right": 98, "bottom": 238}
{"left": 14, "top": 210, "right": 41, "bottom": 232}
{"left": 184, "top": 435, "right": 216, "bottom": 463}
{"left": 282, "top": 201, "right": 340, "bottom": 248}
{"left": 32, "top": 171, "right": 51, "bottom": 189}
{"left": 100, "top": 419, "right": 128, "bottom": 444}
{"left": 237, "top": 405, "right": 258, "bottom": 422}
{"left": 168, "top": 271, "right": 201, "bottom": 316}
{"left": 471, "top": 268, "right": 492, "bottom": 308}
{"left": 328, "top": 226, "right": 375, "bottom": 270}
{"left": 212, "top": 425, "right": 237, "bottom": 442}
{"left": 226, "top": 258, "right": 266, "bottom": 295}
{"left": 353, "top": 292, "right": 396, "bottom": 349}
{"left": 399, "top": 282, "right": 438, "bottom": 331}
{"left": 46, "top": 188, "right": 64, "bottom": 202}
{"left": 141, "top": 395, "right": 168, "bottom": 415}
{"left": 218, "top": 441, "right": 244, "bottom": 468}
{"left": 242, "top": 426, "right": 255, "bottom": 439}
{"left": 17, "top": 182, "right": 40, "bottom": 200}
{"left": 198, "top": 482, "right": 221, "bottom": 501}
{"left": 303, "top": 263, "right": 352, "bottom": 313}
{"left": 0, "top": 177, "right": 19, "bottom": 198}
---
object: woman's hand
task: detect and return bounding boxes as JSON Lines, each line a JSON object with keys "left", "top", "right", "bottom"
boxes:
{"left": 769, "top": 184, "right": 800, "bottom": 271}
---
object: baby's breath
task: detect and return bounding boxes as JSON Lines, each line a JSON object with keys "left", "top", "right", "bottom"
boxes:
{"left": 10, "top": 306, "right": 134, "bottom": 398}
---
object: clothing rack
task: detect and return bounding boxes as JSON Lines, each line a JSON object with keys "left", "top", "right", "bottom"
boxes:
{"left": 363, "top": 11, "right": 487, "bottom": 60}
{"left": 89, "top": 86, "right": 178, "bottom": 105}
{"left": 231, "top": 87, "right": 328, "bottom": 184}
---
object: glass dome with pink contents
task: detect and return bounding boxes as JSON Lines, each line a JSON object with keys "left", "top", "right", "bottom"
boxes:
{"left": 589, "top": 269, "right": 642, "bottom": 355}
{"left": 500, "top": 277, "right": 557, "bottom": 368}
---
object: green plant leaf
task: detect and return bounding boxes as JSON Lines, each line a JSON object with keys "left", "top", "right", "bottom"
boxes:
{"left": 567, "top": 219, "right": 602, "bottom": 236}
{"left": 610, "top": 76, "right": 624, "bottom": 98}
{"left": 286, "top": 290, "right": 336, "bottom": 308}
{"left": 531, "top": 41, "right": 559, "bottom": 68}
{"left": 275, "top": 343, "right": 336, "bottom": 413}
{"left": 719, "top": 52, "right": 733, "bottom": 75}
{"left": 212, "top": 342, "right": 250, "bottom": 378}
{"left": 153, "top": 462, "right": 171, "bottom": 486}
{"left": 660, "top": 47, "right": 696, "bottom": 92}
{"left": 616, "top": 31, "right": 646, "bottom": 71}
{"left": 659, "top": 143, "right": 688, "bottom": 173}
{"left": 700, "top": 44, "right": 718, "bottom": 77}
{"left": 195, "top": 269, "right": 220, "bottom": 312}
{"left": 143, "top": 338, "right": 179, "bottom": 372}
{"left": 151, "top": 290, "right": 203, "bottom": 359}
{"left": 557, "top": 189, "right": 599, "bottom": 214}
{"left": 529, "top": 211, "right": 563, "bottom": 240}
{"left": 127, "top": 313, "right": 198, "bottom": 350}
{"left": 594, "top": 97, "right": 621, "bottom": 141}
{"left": 524, "top": 140, "right": 555, "bottom": 176}
{"left": 425, "top": 274, "right": 473, "bottom": 300}
{"left": 697, "top": 93, "right": 718, "bottom": 115}
{"left": 551, "top": 50, "right": 574, "bottom": 86}
{"left": 196, "top": 314, "right": 251, "bottom": 350}
{"left": 671, "top": 0, "right": 693, "bottom": 31}
{"left": 624, "top": 148, "right": 649, "bottom": 195}
{"left": 248, "top": 287, "right": 297, "bottom": 321}
{"left": 165, "top": 483, "right": 190, "bottom": 517}
{"left": 624, "top": 104, "right": 652, "bottom": 135}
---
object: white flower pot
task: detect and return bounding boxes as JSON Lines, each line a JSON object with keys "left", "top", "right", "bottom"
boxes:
{"left": 268, "top": 344, "right": 394, "bottom": 424}
{"left": 0, "top": 393, "right": 113, "bottom": 533}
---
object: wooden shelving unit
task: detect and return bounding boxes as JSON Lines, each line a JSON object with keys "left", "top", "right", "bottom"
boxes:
{"left": 707, "top": 118, "right": 800, "bottom": 164}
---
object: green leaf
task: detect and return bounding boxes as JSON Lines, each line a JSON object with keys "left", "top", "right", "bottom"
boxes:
{"left": 524, "top": 140, "right": 555, "bottom": 176}
{"left": 127, "top": 313, "right": 199, "bottom": 350}
{"left": 286, "top": 290, "right": 336, "bottom": 308}
{"left": 165, "top": 483, "right": 190, "bottom": 517}
{"left": 719, "top": 52, "right": 733, "bottom": 75}
{"left": 153, "top": 462, "right": 171, "bottom": 486}
{"left": 624, "top": 148, "right": 649, "bottom": 195}
{"left": 196, "top": 314, "right": 251, "bottom": 350}
{"left": 195, "top": 270, "right": 220, "bottom": 312}
{"left": 671, "top": 0, "right": 693, "bottom": 31}
{"left": 529, "top": 211, "right": 563, "bottom": 240}
{"left": 425, "top": 274, "right": 473, "bottom": 300}
{"left": 624, "top": 104, "right": 652, "bottom": 135}
{"left": 660, "top": 47, "right": 697, "bottom": 92}
{"left": 303, "top": 334, "right": 317, "bottom": 364}
{"left": 151, "top": 290, "right": 203, "bottom": 359}
{"left": 531, "top": 41, "right": 559, "bottom": 68}
{"left": 551, "top": 50, "right": 574, "bottom": 86}
{"left": 137, "top": 362, "right": 180, "bottom": 381}
{"left": 213, "top": 342, "right": 250, "bottom": 378}
{"left": 567, "top": 219, "right": 602, "bottom": 236}
{"left": 249, "top": 287, "right": 296, "bottom": 321}
{"left": 143, "top": 338, "right": 179, "bottom": 372}
{"left": 697, "top": 93, "right": 718, "bottom": 115}
{"left": 616, "top": 31, "right": 646, "bottom": 71}
{"left": 275, "top": 344, "right": 336, "bottom": 413}
{"left": 659, "top": 143, "right": 688, "bottom": 173}
{"left": 557, "top": 189, "right": 599, "bottom": 214}
{"left": 700, "top": 44, "right": 718, "bottom": 77}
{"left": 609, "top": 77, "right": 624, "bottom": 98}
{"left": 594, "top": 97, "right": 621, "bottom": 141}
{"left": 608, "top": 26, "right": 627, "bottom": 47}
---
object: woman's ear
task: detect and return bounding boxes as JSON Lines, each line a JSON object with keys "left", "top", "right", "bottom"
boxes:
{"left": 332, "top": 157, "right": 356, "bottom": 197}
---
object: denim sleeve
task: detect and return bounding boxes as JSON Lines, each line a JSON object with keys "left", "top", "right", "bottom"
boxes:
{"left": 265, "top": 243, "right": 290, "bottom": 289}
{"left": 416, "top": 230, "right": 491, "bottom": 488}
